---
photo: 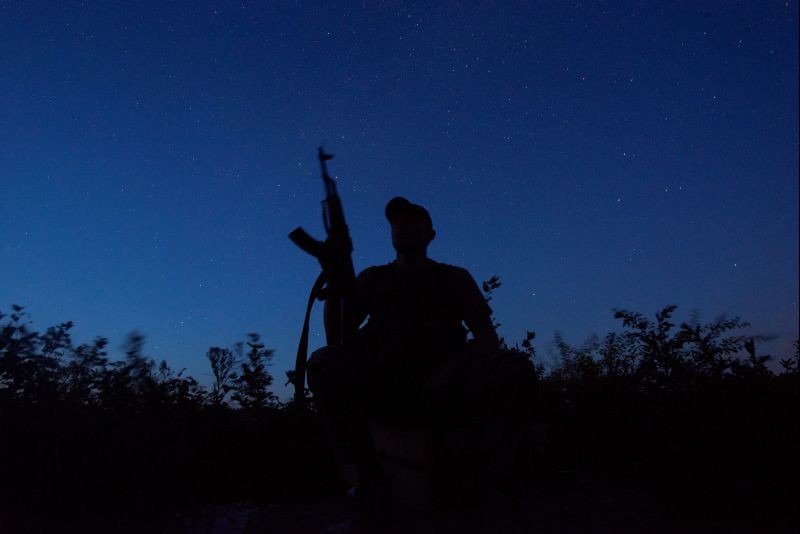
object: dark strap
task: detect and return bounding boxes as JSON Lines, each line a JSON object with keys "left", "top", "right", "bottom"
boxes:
{"left": 291, "top": 271, "right": 327, "bottom": 404}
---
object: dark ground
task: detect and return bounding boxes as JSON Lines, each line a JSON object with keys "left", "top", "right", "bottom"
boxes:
{"left": 167, "top": 477, "right": 797, "bottom": 534}
{"left": 5, "top": 473, "right": 793, "bottom": 534}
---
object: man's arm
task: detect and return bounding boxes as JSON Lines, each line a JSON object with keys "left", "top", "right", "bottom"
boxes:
{"left": 323, "top": 298, "right": 343, "bottom": 347}
{"left": 464, "top": 310, "right": 501, "bottom": 355}
{"left": 457, "top": 268, "right": 501, "bottom": 355}
{"left": 323, "top": 271, "right": 368, "bottom": 346}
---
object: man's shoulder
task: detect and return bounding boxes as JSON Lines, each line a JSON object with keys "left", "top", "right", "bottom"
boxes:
{"left": 428, "top": 260, "right": 477, "bottom": 286}
{"left": 356, "top": 263, "right": 392, "bottom": 289}
{"left": 357, "top": 260, "right": 473, "bottom": 282}
{"left": 357, "top": 263, "right": 392, "bottom": 279}
{"left": 430, "top": 260, "right": 471, "bottom": 275}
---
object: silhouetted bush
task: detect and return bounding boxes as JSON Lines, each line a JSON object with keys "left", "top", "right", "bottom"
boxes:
{"left": 0, "top": 298, "right": 796, "bottom": 524}
{"left": 519, "top": 301, "right": 798, "bottom": 514}
{"left": 232, "top": 334, "right": 278, "bottom": 410}
{"left": 0, "top": 306, "right": 338, "bottom": 526}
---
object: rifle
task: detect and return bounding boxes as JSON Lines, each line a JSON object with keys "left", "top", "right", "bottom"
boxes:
{"left": 287, "top": 147, "right": 357, "bottom": 404}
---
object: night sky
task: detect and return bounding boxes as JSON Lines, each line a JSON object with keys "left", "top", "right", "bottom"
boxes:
{"left": 2, "top": 1, "right": 797, "bottom": 398}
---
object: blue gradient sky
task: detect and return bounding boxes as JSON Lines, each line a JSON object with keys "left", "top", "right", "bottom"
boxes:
{"left": 2, "top": 1, "right": 797, "bottom": 397}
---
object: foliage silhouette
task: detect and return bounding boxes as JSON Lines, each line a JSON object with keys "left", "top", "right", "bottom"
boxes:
{"left": 0, "top": 296, "right": 796, "bottom": 527}
{"left": 206, "top": 346, "right": 238, "bottom": 406}
{"left": 232, "top": 333, "right": 277, "bottom": 410}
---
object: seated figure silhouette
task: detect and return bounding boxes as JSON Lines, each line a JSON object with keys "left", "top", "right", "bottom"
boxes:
{"left": 307, "top": 197, "right": 536, "bottom": 499}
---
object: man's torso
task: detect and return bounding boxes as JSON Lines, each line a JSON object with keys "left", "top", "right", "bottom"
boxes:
{"left": 354, "top": 259, "right": 489, "bottom": 378}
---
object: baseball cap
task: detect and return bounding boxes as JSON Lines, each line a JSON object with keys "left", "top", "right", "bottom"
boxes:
{"left": 385, "top": 197, "right": 433, "bottom": 229}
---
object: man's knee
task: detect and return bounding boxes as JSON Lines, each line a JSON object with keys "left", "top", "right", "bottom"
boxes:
{"left": 306, "top": 345, "right": 348, "bottom": 396}
{"left": 490, "top": 349, "right": 538, "bottom": 415}
{"left": 461, "top": 348, "right": 537, "bottom": 419}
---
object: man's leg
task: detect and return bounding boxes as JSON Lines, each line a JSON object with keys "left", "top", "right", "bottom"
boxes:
{"left": 306, "top": 345, "right": 385, "bottom": 485}
{"left": 426, "top": 347, "right": 537, "bottom": 421}
{"left": 423, "top": 348, "right": 539, "bottom": 489}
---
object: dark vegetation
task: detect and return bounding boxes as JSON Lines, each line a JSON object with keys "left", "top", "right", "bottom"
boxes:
{"left": 1, "top": 278, "right": 797, "bottom": 527}
{"left": 0, "top": 306, "right": 336, "bottom": 528}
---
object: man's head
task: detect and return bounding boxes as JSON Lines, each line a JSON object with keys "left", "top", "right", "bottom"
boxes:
{"left": 385, "top": 197, "right": 436, "bottom": 254}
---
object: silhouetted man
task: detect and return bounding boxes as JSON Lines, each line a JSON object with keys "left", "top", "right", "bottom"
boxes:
{"left": 307, "top": 197, "right": 534, "bottom": 493}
